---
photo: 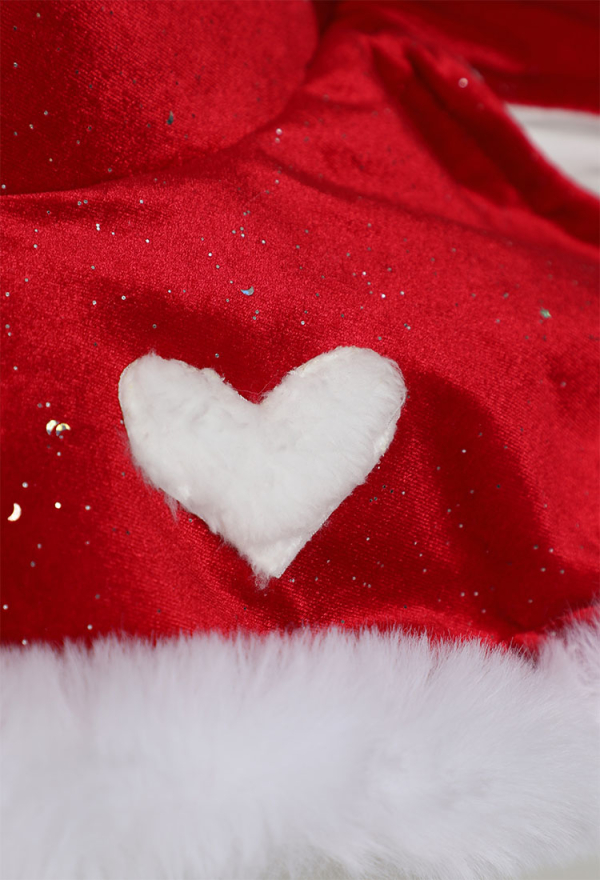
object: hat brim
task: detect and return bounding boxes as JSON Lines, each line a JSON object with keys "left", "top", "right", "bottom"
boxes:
{"left": 1, "top": 617, "right": 599, "bottom": 879}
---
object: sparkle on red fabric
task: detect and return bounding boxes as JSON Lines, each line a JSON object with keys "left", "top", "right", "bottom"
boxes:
{"left": 1, "top": 1, "right": 598, "bottom": 654}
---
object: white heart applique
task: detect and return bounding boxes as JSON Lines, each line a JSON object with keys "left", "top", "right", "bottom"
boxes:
{"left": 118, "top": 347, "right": 406, "bottom": 578}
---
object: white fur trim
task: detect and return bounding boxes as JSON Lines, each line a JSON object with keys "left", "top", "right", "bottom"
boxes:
{"left": 1, "top": 620, "right": 599, "bottom": 880}
{"left": 118, "top": 347, "right": 406, "bottom": 578}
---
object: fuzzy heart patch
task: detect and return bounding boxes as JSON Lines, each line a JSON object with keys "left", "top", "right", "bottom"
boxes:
{"left": 119, "top": 347, "right": 406, "bottom": 578}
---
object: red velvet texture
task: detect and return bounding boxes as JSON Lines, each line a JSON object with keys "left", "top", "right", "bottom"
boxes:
{"left": 1, "top": 1, "right": 598, "bottom": 653}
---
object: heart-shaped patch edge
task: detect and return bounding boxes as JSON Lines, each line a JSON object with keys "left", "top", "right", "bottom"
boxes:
{"left": 119, "top": 347, "right": 407, "bottom": 578}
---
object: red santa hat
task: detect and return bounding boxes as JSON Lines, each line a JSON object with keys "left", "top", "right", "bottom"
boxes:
{"left": 1, "top": 2, "right": 599, "bottom": 878}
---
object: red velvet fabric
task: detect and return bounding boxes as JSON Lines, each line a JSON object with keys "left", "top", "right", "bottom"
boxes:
{"left": 2, "top": 1, "right": 598, "bottom": 653}
{"left": 380, "top": 1, "right": 600, "bottom": 111}
{"left": 2, "top": 0, "right": 318, "bottom": 194}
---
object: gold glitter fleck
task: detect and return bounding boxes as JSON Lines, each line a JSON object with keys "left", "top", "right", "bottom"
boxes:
{"left": 7, "top": 502, "right": 21, "bottom": 521}
{"left": 46, "top": 420, "right": 71, "bottom": 437}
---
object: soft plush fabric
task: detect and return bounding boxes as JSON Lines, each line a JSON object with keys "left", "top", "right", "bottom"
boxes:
{"left": 1, "top": 3, "right": 599, "bottom": 879}
{"left": 119, "top": 348, "right": 406, "bottom": 577}
{"left": 377, "top": 1, "right": 600, "bottom": 112}
{"left": 2, "top": 0, "right": 598, "bottom": 649}
{"left": 1, "top": 0, "right": 319, "bottom": 194}
{"left": 1, "top": 618, "right": 599, "bottom": 880}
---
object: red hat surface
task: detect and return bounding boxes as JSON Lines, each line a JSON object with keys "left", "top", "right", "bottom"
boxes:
{"left": 1, "top": 2, "right": 599, "bottom": 879}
